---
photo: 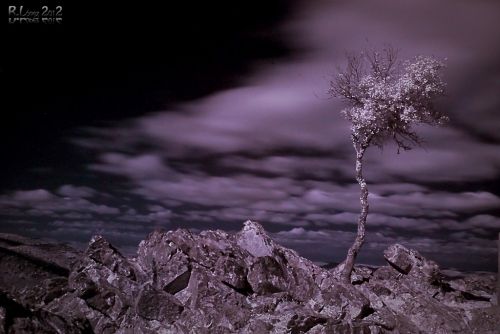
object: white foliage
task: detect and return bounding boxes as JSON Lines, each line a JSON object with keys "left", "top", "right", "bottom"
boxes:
{"left": 333, "top": 52, "right": 447, "bottom": 151}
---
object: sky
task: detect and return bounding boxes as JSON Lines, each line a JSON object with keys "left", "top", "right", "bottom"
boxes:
{"left": 2, "top": 0, "right": 500, "bottom": 271}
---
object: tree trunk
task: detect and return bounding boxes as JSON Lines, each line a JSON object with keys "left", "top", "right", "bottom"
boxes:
{"left": 341, "top": 146, "right": 369, "bottom": 284}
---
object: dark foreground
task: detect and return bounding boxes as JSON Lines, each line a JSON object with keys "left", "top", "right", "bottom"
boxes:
{"left": 0, "top": 221, "right": 498, "bottom": 333}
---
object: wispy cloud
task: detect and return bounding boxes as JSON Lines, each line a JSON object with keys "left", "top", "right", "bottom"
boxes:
{"left": 0, "top": 188, "right": 120, "bottom": 216}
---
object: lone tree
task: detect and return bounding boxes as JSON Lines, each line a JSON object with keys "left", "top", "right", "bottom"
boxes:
{"left": 330, "top": 46, "right": 448, "bottom": 284}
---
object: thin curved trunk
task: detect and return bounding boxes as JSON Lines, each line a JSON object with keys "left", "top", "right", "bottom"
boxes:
{"left": 341, "top": 146, "right": 369, "bottom": 284}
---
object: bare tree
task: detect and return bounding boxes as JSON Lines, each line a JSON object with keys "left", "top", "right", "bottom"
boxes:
{"left": 330, "top": 46, "right": 448, "bottom": 284}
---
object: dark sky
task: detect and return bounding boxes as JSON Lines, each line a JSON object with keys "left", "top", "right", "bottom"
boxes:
{"left": 2, "top": 0, "right": 500, "bottom": 271}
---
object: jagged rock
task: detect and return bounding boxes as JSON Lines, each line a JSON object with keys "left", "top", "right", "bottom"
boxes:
{"left": 235, "top": 220, "right": 275, "bottom": 257}
{"left": 247, "top": 255, "right": 289, "bottom": 294}
{"left": 469, "top": 306, "right": 500, "bottom": 334}
{"left": 0, "top": 233, "right": 80, "bottom": 271}
{"left": 214, "top": 255, "right": 251, "bottom": 293}
{"left": 69, "top": 236, "right": 141, "bottom": 314}
{"left": 241, "top": 318, "right": 274, "bottom": 333}
{"left": 163, "top": 267, "right": 191, "bottom": 295}
{"left": 86, "top": 235, "right": 137, "bottom": 280}
{"left": 384, "top": 243, "right": 439, "bottom": 282}
{"left": 361, "top": 244, "right": 484, "bottom": 333}
{"left": 444, "top": 272, "right": 496, "bottom": 305}
{"left": 136, "top": 284, "right": 183, "bottom": 323}
{"left": 0, "top": 237, "right": 77, "bottom": 311}
{"left": 372, "top": 266, "right": 399, "bottom": 281}
{"left": 352, "top": 266, "right": 375, "bottom": 285}
{"left": 313, "top": 283, "right": 372, "bottom": 320}
{"left": 136, "top": 229, "right": 192, "bottom": 290}
{"left": 286, "top": 314, "right": 328, "bottom": 333}
{"left": 176, "top": 264, "right": 252, "bottom": 331}
{"left": 276, "top": 247, "right": 321, "bottom": 302}
{"left": 324, "top": 320, "right": 380, "bottom": 334}
{"left": 0, "top": 222, "right": 497, "bottom": 333}
{"left": 384, "top": 244, "right": 414, "bottom": 274}
{"left": 44, "top": 293, "right": 114, "bottom": 331}
{"left": 0, "top": 306, "right": 5, "bottom": 334}
{"left": 0, "top": 291, "right": 92, "bottom": 334}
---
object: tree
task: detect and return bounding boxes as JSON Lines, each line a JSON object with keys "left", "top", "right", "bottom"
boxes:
{"left": 330, "top": 46, "right": 448, "bottom": 284}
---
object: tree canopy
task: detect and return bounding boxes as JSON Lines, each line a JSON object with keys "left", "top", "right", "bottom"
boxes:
{"left": 330, "top": 47, "right": 448, "bottom": 152}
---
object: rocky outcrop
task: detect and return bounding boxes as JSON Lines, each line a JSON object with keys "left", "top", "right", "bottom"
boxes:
{"left": 0, "top": 222, "right": 497, "bottom": 333}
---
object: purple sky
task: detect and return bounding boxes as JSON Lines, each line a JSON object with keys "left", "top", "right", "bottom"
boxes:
{"left": 2, "top": 0, "right": 500, "bottom": 271}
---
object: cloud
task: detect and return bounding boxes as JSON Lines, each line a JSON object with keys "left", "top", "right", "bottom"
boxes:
{"left": 11, "top": 189, "right": 55, "bottom": 202}
{"left": 0, "top": 188, "right": 120, "bottom": 216}
{"left": 4, "top": 0, "right": 499, "bottom": 271}
{"left": 76, "top": 83, "right": 348, "bottom": 159}
{"left": 217, "top": 155, "right": 352, "bottom": 179}
{"left": 81, "top": 146, "right": 500, "bottom": 228}
{"left": 276, "top": 227, "right": 331, "bottom": 240}
{"left": 133, "top": 175, "right": 294, "bottom": 207}
{"left": 362, "top": 127, "right": 500, "bottom": 182}
{"left": 462, "top": 215, "right": 500, "bottom": 230}
{"left": 373, "top": 191, "right": 500, "bottom": 214}
{"left": 272, "top": 226, "right": 497, "bottom": 270}
{"left": 57, "top": 185, "right": 97, "bottom": 198}
{"left": 118, "top": 207, "right": 172, "bottom": 223}
{"left": 89, "top": 153, "right": 173, "bottom": 180}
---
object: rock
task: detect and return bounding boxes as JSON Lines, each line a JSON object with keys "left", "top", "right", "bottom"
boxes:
{"left": 468, "top": 306, "right": 500, "bottom": 334}
{"left": 86, "top": 235, "right": 137, "bottom": 280}
{"left": 323, "top": 320, "right": 378, "bottom": 334}
{"left": 214, "top": 256, "right": 251, "bottom": 293}
{"left": 0, "top": 291, "right": 91, "bottom": 334}
{"left": 136, "top": 229, "right": 192, "bottom": 290}
{"left": 362, "top": 244, "right": 481, "bottom": 333}
{"left": 277, "top": 247, "right": 322, "bottom": 302}
{"left": 241, "top": 318, "right": 274, "bottom": 333}
{"left": 69, "top": 235, "right": 141, "bottom": 305}
{"left": 0, "top": 233, "right": 80, "bottom": 271}
{"left": 0, "top": 306, "right": 5, "bottom": 334}
{"left": 247, "top": 255, "right": 288, "bottom": 294}
{"left": 136, "top": 284, "right": 183, "bottom": 323}
{"left": 352, "top": 266, "right": 374, "bottom": 285}
{"left": 234, "top": 220, "right": 275, "bottom": 257}
{"left": 177, "top": 264, "right": 251, "bottom": 331}
{"left": 163, "top": 267, "right": 191, "bottom": 295}
{"left": 372, "top": 266, "right": 398, "bottom": 281}
{"left": 44, "top": 292, "right": 112, "bottom": 331}
{"left": 0, "top": 223, "right": 497, "bottom": 333}
{"left": 286, "top": 314, "right": 328, "bottom": 333}
{"left": 383, "top": 244, "right": 439, "bottom": 282}
{"left": 0, "top": 236, "right": 78, "bottom": 309}
{"left": 383, "top": 244, "right": 416, "bottom": 274}
{"left": 315, "top": 283, "right": 372, "bottom": 320}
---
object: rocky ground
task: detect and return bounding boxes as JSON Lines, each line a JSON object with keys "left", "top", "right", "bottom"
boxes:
{"left": 0, "top": 220, "right": 498, "bottom": 333}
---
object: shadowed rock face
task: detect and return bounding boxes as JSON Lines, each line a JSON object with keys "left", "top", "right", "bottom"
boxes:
{"left": 0, "top": 221, "right": 498, "bottom": 333}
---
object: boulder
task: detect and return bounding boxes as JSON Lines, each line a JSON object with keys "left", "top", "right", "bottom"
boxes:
{"left": 234, "top": 220, "right": 275, "bottom": 257}
{"left": 383, "top": 243, "right": 417, "bottom": 274}
{"left": 136, "top": 229, "right": 192, "bottom": 290}
{"left": 383, "top": 243, "right": 439, "bottom": 282}
{"left": 247, "top": 255, "right": 289, "bottom": 294}
{"left": 135, "top": 284, "right": 183, "bottom": 323}
{"left": 85, "top": 235, "right": 137, "bottom": 280}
